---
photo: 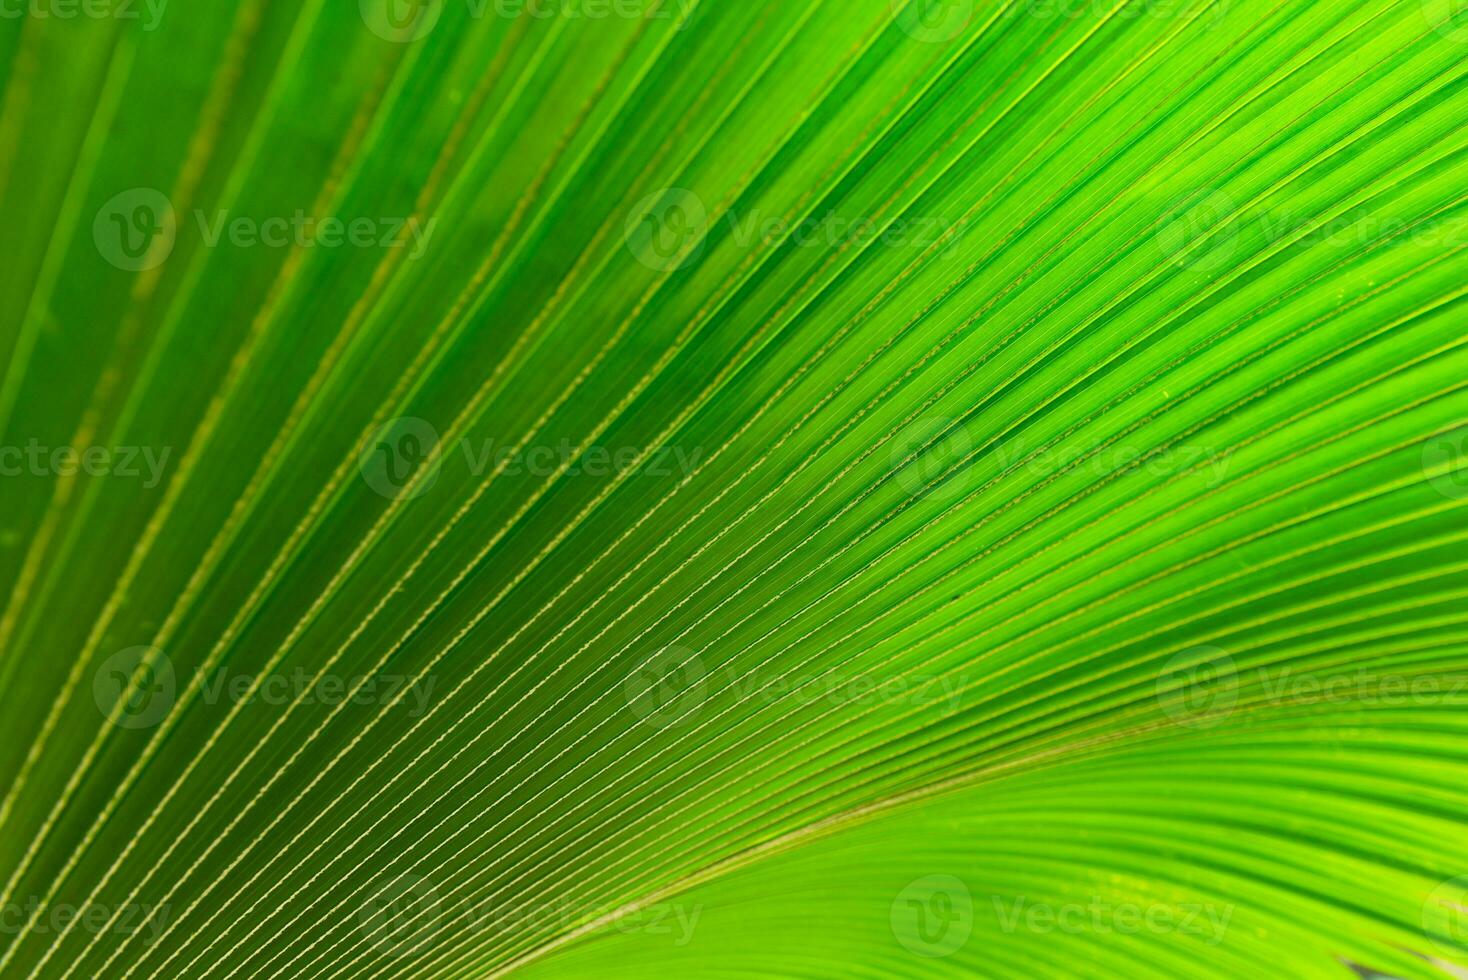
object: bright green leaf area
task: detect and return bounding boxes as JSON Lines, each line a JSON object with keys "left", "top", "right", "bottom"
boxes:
{"left": 1, "top": 0, "right": 1466, "bottom": 977}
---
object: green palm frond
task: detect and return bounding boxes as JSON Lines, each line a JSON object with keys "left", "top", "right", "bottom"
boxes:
{"left": 1, "top": 0, "right": 1467, "bottom": 977}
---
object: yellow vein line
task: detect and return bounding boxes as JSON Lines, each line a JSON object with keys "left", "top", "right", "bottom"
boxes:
{"left": 185, "top": 14, "right": 1010, "bottom": 979}
{"left": 43, "top": 16, "right": 612, "bottom": 980}
{"left": 530, "top": 376, "right": 1468, "bottom": 957}
{"left": 148, "top": 8, "right": 944, "bottom": 977}
{"left": 29, "top": 43, "right": 433, "bottom": 980}
{"left": 0, "top": 14, "right": 40, "bottom": 223}
{"left": 323, "top": 5, "right": 1396, "bottom": 972}
{"left": 97, "top": 9, "right": 725, "bottom": 978}
{"left": 277, "top": 2, "right": 1239, "bottom": 968}
{"left": 393, "top": 227, "right": 1468, "bottom": 974}
{"left": 0, "top": 32, "right": 135, "bottom": 444}
{"left": 0, "top": 0, "right": 296, "bottom": 967}
{"left": 477, "top": 418, "right": 1468, "bottom": 980}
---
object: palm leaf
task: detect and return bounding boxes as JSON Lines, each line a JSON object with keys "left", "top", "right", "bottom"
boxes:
{"left": 1, "top": 0, "right": 1466, "bottom": 977}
